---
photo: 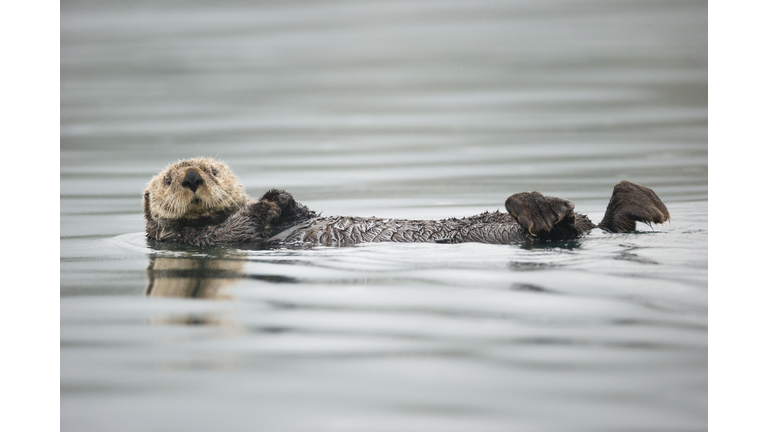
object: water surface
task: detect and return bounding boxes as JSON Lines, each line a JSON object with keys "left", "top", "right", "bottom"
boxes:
{"left": 61, "top": 0, "right": 707, "bottom": 430}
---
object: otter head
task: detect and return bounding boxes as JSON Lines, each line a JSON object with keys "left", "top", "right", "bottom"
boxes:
{"left": 143, "top": 158, "right": 249, "bottom": 228}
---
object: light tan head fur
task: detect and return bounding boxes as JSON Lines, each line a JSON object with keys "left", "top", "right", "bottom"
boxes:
{"left": 143, "top": 157, "right": 250, "bottom": 225}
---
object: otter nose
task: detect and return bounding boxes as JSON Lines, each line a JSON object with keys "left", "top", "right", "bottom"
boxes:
{"left": 182, "top": 169, "right": 204, "bottom": 192}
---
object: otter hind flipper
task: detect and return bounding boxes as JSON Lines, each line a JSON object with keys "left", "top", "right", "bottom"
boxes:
{"left": 598, "top": 180, "right": 670, "bottom": 233}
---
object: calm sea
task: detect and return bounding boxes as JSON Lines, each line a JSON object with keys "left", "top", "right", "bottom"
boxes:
{"left": 61, "top": 1, "right": 707, "bottom": 430}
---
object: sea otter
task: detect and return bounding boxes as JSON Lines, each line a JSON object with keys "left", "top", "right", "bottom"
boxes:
{"left": 143, "top": 157, "right": 670, "bottom": 247}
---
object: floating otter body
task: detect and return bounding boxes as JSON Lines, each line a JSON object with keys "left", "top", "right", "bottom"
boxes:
{"left": 143, "top": 158, "right": 670, "bottom": 247}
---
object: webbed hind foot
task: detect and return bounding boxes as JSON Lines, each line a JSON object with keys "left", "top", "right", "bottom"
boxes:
{"left": 598, "top": 180, "right": 670, "bottom": 233}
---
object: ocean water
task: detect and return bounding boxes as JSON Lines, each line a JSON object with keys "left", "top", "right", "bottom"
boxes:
{"left": 60, "top": 0, "right": 707, "bottom": 430}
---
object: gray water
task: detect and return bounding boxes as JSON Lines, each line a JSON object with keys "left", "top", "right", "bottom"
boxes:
{"left": 61, "top": 0, "right": 707, "bottom": 431}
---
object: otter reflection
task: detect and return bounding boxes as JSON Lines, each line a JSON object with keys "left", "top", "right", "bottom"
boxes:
{"left": 145, "top": 256, "right": 246, "bottom": 299}
{"left": 145, "top": 256, "right": 299, "bottom": 299}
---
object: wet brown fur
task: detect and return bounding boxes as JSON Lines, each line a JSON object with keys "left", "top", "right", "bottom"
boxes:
{"left": 144, "top": 158, "right": 670, "bottom": 246}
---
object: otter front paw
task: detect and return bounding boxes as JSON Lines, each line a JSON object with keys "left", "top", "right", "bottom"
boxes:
{"left": 505, "top": 191, "right": 575, "bottom": 236}
{"left": 259, "top": 189, "right": 295, "bottom": 212}
{"left": 248, "top": 200, "right": 281, "bottom": 226}
{"left": 598, "top": 180, "right": 670, "bottom": 233}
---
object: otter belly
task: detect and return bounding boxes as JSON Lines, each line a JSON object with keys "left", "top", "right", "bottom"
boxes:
{"left": 269, "top": 213, "right": 527, "bottom": 246}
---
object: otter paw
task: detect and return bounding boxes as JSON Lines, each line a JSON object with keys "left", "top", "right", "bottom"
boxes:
{"left": 259, "top": 189, "right": 294, "bottom": 211}
{"left": 598, "top": 180, "right": 670, "bottom": 233}
{"left": 248, "top": 200, "right": 281, "bottom": 226}
{"left": 505, "top": 191, "right": 575, "bottom": 236}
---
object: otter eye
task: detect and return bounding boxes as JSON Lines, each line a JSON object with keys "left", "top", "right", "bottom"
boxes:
{"left": 212, "top": 169, "right": 218, "bottom": 177}
{"left": 165, "top": 177, "right": 172, "bottom": 186}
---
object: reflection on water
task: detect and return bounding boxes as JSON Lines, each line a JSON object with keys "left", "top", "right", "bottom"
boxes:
{"left": 145, "top": 256, "right": 244, "bottom": 300}
{"left": 146, "top": 255, "right": 302, "bottom": 299}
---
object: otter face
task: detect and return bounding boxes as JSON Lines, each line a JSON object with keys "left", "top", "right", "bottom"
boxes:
{"left": 143, "top": 157, "right": 249, "bottom": 225}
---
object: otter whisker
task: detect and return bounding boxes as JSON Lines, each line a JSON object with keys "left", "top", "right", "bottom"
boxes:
{"left": 218, "top": 187, "right": 241, "bottom": 212}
